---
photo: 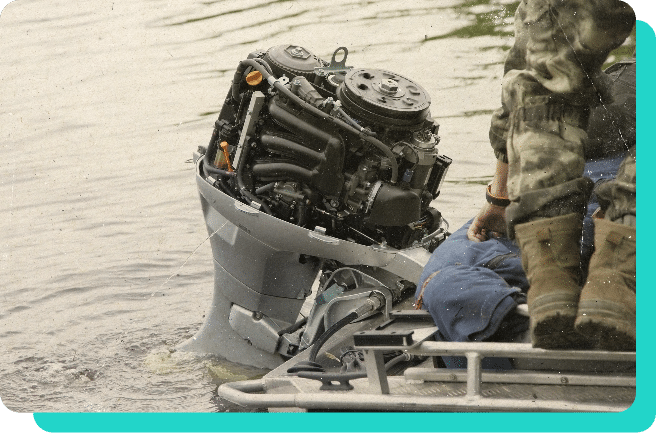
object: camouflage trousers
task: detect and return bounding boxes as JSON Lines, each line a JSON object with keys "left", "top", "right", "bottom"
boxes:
{"left": 596, "top": 146, "right": 636, "bottom": 223}
{"left": 488, "top": 0, "right": 635, "bottom": 235}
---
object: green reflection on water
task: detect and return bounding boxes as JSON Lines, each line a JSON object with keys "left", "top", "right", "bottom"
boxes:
{"left": 426, "top": 0, "right": 518, "bottom": 41}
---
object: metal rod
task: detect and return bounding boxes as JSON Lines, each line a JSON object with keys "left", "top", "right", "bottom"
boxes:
{"left": 404, "top": 368, "right": 636, "bottom": 388}
{"left": 466, "top": 352, "right": 482, "bottom": 396}
{"left": 410, "top": 341, "right": 635, "bottom": 362}
{"left": 363, "top": 349, "right": 390, "bottom": 394}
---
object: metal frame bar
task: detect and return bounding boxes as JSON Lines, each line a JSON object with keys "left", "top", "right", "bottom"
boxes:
{"left": 404, "top": 368, "right": 637, "bottom": 387}
{"left": 356, "top": 340, "right": 635, "bottom": 399}
{"left": 217, "top": 377, "right": 633, "bottom": 412}
{"left": 363, "top": 349, "right": 389, "bottom": 394}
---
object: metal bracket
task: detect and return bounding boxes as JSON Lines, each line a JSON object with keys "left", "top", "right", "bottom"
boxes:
{"left": 314, "top": 47, "right": 353, "bottom": 77}
{"left": 233, "top": 91, "right": 266, "bottom": 170}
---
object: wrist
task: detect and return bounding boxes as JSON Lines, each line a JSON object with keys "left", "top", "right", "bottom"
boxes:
{"left": 486, "top": 183, "right": 510, "bottom": 207}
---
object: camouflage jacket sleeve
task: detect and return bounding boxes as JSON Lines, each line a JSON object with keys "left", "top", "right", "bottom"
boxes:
{"left": 489, "top": 106, "right": 510, "bottom": 163}
{"left": 488, "top": 16, "right": 527, "bottom": 164}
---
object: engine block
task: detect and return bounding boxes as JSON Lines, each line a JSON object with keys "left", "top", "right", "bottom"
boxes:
{"left": 202, "top": 44, "right": 451, "bottom": 250}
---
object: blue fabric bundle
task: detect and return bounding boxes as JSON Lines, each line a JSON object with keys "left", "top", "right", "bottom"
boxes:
{"left": 415, "top": 155, "right": 625, "bottom": 347}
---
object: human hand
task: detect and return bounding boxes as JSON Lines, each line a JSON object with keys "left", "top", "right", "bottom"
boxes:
{"left": 467, "top": 202, "right": 507, "bottom": 242}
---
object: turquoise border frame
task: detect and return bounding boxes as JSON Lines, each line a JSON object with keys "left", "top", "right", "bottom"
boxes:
{"left": 31, "top": 19, "right": 655, "bottom": 433}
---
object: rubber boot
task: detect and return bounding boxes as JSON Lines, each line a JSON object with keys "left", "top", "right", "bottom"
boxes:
{"left": 515, "top": 213, "right": 592, "bottom": 350}
{"left": 575, "top": 218, "right": 636, "bottom": 351}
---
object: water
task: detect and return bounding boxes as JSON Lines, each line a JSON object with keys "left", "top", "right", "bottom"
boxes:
{"left": 0, "top": 0, "right": 625, "bottom": 413}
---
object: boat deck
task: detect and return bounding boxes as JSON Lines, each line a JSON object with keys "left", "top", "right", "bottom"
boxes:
{"left": 218, "top": 310, "right": 636, "bottom": 412}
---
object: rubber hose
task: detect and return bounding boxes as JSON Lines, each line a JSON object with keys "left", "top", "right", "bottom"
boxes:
{"left": 307, "top": 312, "right": 358, "bottom": 363}
{"left": 255, "top": 182, "right": 277, "bottom": 195}
{"left": 336, "top": 107, "right": 374, "bottom": 136}
{"left": 204, "top": 122, "right": 221, "bottom": 173}
{"left": 236, "top": 141, "right": 273, "bottom": 215}
{"left": 277, "top": 316, "right": 308, "bottom": 336}
{"left": 383, "top": 352, "right": 412, "bottom": 371}
{"left": 203, "top": 162, "right": 236, "bottom": 178}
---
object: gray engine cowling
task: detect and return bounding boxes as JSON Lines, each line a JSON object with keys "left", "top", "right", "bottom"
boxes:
{"left": 182, "top": 45, "right": 451, "bottom": 367}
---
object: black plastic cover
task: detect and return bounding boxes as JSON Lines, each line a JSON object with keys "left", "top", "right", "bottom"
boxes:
{"left": 366, "top": 184, "right": 421, "bottom": 226}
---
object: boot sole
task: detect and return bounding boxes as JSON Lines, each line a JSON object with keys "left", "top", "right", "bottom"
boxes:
{"left": 575, "top": 320, "right": 635, "bottom": 351}
{"left": 532, "top": 313, "right": 593, "bottom": 350}
{"left": 530, "top": 293, "right": 592, "bottom": 350}
{"left": 576, "top": 299, "right": 635, "bottom": 351}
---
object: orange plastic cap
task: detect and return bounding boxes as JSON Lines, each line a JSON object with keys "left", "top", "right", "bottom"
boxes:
{"left": 246, "top": 71, "right": 263, "bottom": 86}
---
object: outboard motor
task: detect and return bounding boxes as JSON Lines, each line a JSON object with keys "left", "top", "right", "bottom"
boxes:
{"left": 178, "top": 45, "right": 452, "bottom": 369}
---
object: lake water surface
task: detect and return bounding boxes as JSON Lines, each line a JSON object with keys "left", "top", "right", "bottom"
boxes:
{"left": 0, "top": 0, "right": 634, "bottom": 413}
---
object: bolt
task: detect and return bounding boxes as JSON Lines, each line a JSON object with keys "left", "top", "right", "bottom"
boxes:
{"left": 290, "top": 47, "right": 305, "bottom": 58}
{"left": 380, "top": 78, "right": 399, "bottom": 93}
